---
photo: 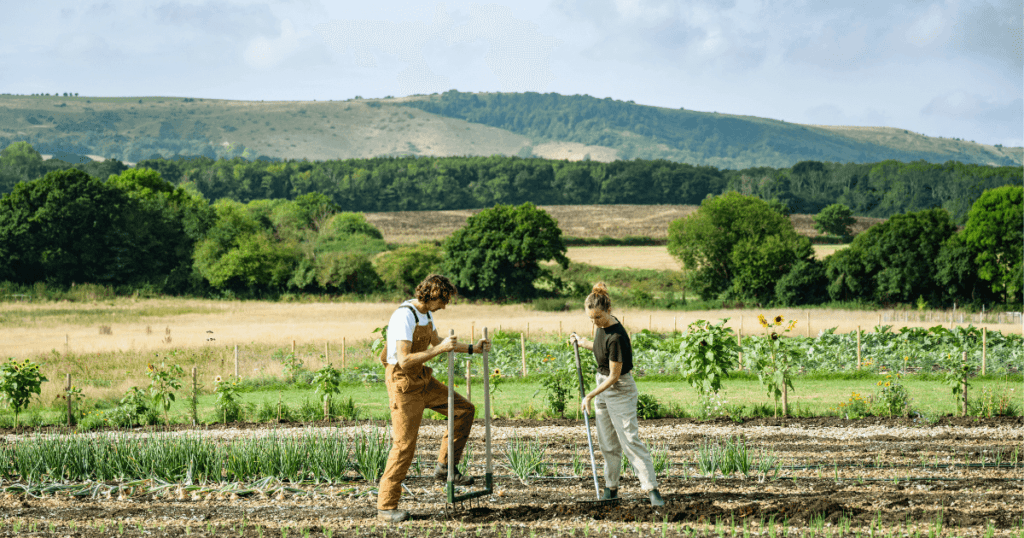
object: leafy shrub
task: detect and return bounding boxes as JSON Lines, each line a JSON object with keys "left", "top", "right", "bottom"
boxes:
{"left": 531, "top": 298, "right": 571, "bottom": 312}
{"left": 873, "top": 373, "right": 912, "bottom": 417}
{"left": 214, "top": 376, "right": 242, "bottom": 423}
{"left": 775, "top": 259, "right": 828, "bottom": 306}
{"left": 373, "top": 242, "right": 442, "bottom": 294}
{"left": 636, "top": 392, "right": 662, "bottom": 419}
{"left": 535, "top": 353, "right": 576, "bottom": 417}
{"left": 315, "top": 251, "right": 382, "bottom": 293}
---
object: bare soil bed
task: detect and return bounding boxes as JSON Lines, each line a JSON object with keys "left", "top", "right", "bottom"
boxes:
{"left": 1, "top": 417, "right": 1020, "bottom": 537}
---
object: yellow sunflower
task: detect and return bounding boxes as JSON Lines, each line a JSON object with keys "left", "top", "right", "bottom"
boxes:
{"left": 758, "top": 314, "right": 769, "bottom": 328}
{"left": 773, "top": 315, "right": 784, "bottom": 325}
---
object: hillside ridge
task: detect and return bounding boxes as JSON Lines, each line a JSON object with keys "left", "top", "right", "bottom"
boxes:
{"left": 1, "top": 92, "right": 1019, "bottom": 168}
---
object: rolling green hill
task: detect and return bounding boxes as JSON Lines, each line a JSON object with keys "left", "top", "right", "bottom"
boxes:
{"left": 0, "top": 92, "right": 1019, "bottom": 168}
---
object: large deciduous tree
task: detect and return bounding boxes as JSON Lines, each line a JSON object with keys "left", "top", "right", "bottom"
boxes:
{"left": 442, "top": 203, "right": 568, "bottom": 300}
{"left": 668, "top": 192, "right": 811, "bottom": 301}
{"left": 0, "top": 168, "right": 187, "bottom": 288}
{"left": 826, "top": 208, "right": 956, "bottom": 304}
{"left": 813, "top": 203, "right": 856, "bottom": 239}
{"left": 961, "top": 185, "right": 1023, "bottom": 302}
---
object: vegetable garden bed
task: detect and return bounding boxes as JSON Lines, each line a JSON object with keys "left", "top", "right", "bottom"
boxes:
{"left": 0, "top": 417, "right": 1020, "bottom": 538}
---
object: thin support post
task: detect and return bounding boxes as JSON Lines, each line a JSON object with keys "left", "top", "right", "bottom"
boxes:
{"left": 191, "top": 367, "right": 198, "bottom": 426}
{"left": 325, "top": 341, "right": 330, "bottom": 366}
{"left": 466, "top": 359, "right": 472, "bottom": 403}
{"left": 673, "top": 317, "right": 677, "bottom": 333}
{"left": 342, "top": 337, "right": 347, "bottom": 368}
{"left": 234, "top": 345, "right": 239, "bottom": 379}
{"left": 66, "top": 373, "right": 72, "bottom": 428}
{"left": 961, "top": 351, "right": 968, "bottom": 417}
{"left": 648, "top": 315, "right": 652, "bottom": 331}
{"left": 291, "top": 340, "right": 296, "bottom": 354}
{"left": 806, "top": 311, "right": 810, "bottom": 338}
{"left": 737, "top": 332, "right": 743, "bottom": 371}
{"left": 856, "top": 326, "right": 862, "bottom": 369}
{"left": 520, "top": 333, "right": 527, "bottom": 377}
{"left": 447, "top": 329, "right": 455, "bottom": 500}
{"left": 982, "top": 328, "right": 987, "bottom": 375}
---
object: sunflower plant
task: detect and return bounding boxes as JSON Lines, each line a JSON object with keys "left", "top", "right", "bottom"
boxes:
{"left": 0, "top": 358, "right": 47, "bottom": 427}
{"left": 746, "top": 314, "right": 798, "bottom": 417}
{"left": 676, "top": 319, "right": 739, "bottom": 398}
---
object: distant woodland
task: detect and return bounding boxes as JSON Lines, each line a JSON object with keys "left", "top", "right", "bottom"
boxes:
{"left": 1, "top": 142, "right": 1019, "bottom": 222}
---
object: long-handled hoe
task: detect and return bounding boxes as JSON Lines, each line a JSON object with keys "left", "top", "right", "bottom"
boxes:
{"left": 445, "top": 328, "right": 494, "bottom": 511}
{"left": 573, "top": 336, "right": 620, "bottom": 506}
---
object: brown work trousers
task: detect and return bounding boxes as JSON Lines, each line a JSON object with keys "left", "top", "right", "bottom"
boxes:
{"left": 376, "top": 341, "right": 475, "bottom": 510}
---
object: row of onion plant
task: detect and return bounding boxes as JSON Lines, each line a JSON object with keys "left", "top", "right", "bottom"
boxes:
{"left": 0, "top": 428, "right": 390, "bottom": 484}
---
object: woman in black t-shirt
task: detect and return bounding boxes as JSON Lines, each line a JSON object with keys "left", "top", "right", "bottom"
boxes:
{"left": 569, "top": 282, "right": 666, "bottom": 506}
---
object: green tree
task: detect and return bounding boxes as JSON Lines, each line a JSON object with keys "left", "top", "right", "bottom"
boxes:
{"left": 374, "top": 242, "right": 444, "bottom": 295}
{"left": 729, "top": 234, "right": 813, "bottom": 303}
{"left": 774, "top": 259, "right": 828, "bottom": 306}
{"left": 962, "top": 185, "right": 1023, "bottom": 302}
{"left": 442, "top": 203, "right": 568, "bottom": 300}
{"left": 0, "top": 142, "right": 46, "bottom": 188}
{"left": 193, "top": 200, "right": 300, "bottom": 291}
{"left": 668, "top": 192, "right": 809, "bottom": 301}
{"left": 827, "top": 208, "right": 956, "bottom": 304}
{"left": 0, "top": 168, "right": 178, "bottom": 287}
{"left": 324, "top": 212, "right": 383, "bottom": 239}
{"left": 813, "top": 203, "right": 856, "bottom": 239}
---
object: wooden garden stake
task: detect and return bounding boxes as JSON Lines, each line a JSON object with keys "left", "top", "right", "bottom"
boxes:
{"left": 526, "top": 322, "right": 530, "bottom": 340}
{"left": 342, "top": 337, "right": 347, "bottom": 368}
{"left": 674, "top": 317, "right": 677, "bottom": 333}
{"left": 520, "top": 333, "right": 527, "bottom": 377}
{"left": 961, "top": 351, "right": 968, "bottom": 417}
{"left": 325, "top": 341, "right": 330, "bottom": 365}
{"left": 66, "top": 374, "right": 72, "bottom": 428}
{"left": 466, "top": 359, "right": 472, "bottom": 402}
{"left": 982, "top": 328, "right": 987, "bottom": 375}
{"left": 737, "top": 332, "right": 743, "bottom": 371}
{"left": 324, "top": 398, "right": 330, "bottom": 422}
{"left": 856, "top": 326, "right": 862, "bottom": 369}
{"left": 234, "top": 345, "right": 239, "bottom": 379}
{"left": 191, "top": 367, "right": 197, "bottom": 426}
{"left": 278, "top": 391, "right": 282, "bottom": 422}
{"left": 291, "top": 340, "right": 296, "bottom": 354}
{"left": 648, "top": 315, "right": 652, "bottom": 331}
{"left": 559, "top": 320, "right": 562, "bottom": 338}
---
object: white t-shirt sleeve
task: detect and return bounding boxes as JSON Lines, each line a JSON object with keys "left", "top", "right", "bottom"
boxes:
{"left": 386, "top": 304, "right": 433, "bottom": 364}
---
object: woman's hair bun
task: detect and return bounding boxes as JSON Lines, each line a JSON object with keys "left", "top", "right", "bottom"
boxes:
{"left": 591, "top": 282, "right": 609, "bottom": 296}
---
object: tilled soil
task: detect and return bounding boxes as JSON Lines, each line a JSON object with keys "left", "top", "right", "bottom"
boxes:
{"left": 1, "top": 417, "right": 1021, "bottom": 537}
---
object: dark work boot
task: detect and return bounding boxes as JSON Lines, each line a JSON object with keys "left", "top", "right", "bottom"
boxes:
{"left": 601, "top": 487, "right": 618, "bottom": 500}
{"left": 377, "top": 509, "right": 410, "bottom": 523}
{"left": 649, "top": 489, "right": 666, "bottom": 506}
{"left": 434, "top": 463, "right": 475, "bottom": 486}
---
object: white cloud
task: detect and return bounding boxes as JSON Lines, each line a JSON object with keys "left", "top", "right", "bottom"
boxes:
{"left": 315, "top": 3, "right": 561, "bottom": 94}
{"left": 243, "top": 18, "right": 305, "bottom": 69}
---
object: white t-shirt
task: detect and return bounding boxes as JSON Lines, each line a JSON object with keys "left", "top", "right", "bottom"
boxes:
{"left": 386, "top": 300, "right": 434, "bottom": 365}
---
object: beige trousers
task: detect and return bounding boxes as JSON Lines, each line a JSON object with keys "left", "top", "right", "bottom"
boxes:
{"left": 594, "top": 371, "right": 658, "bottom": 492}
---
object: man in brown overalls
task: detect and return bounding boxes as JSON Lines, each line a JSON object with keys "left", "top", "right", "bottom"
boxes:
{"left": 377, "top": 274, "right": 490, "bottom": 523}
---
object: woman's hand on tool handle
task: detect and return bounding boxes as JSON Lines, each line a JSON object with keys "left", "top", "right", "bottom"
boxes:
{"left": 581, "top": 394, "right": 594, "bottom": 415}
{"left": 569, "top": 333, "right": 593, "bottom": 351}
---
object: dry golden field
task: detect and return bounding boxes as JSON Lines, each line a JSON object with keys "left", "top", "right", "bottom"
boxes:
{"left": 3, "top": 299, "right": 1018, "bottom": 364}
{"left": 563, "top": 244, "right": 846, "bottom": 269}
{"left": 365, "top": 205, "right": 883, "bottom": 244}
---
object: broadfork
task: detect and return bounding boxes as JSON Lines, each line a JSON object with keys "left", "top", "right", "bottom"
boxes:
{"left": 572, "top": 335, "right": 621, "bottom": 506}
{"left": 444, "top": 328, "right": 493, "bottom": 512}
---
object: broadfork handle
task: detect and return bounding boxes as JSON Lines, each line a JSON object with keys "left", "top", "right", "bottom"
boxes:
{"left": 574, "top": 337, "right": 601, "bottom": 499}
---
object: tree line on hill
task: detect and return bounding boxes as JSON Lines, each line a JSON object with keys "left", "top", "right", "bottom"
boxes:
{"left": 1, "top": 142, "right": 1019, "bottom": 223}
{"left": 401, "top": 91, "right": 1022, "bottom": 168}
{"left": 0, "top": 157, "right": 1020, "bottom": 309}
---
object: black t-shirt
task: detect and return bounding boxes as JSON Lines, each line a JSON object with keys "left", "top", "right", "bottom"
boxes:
{"left": 593, "top": 320, "right": 632, "bottom": 376}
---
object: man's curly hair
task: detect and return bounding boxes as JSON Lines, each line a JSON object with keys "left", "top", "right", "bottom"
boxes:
{"left": 415, "top": 274, "right": 457, "bottom": 304}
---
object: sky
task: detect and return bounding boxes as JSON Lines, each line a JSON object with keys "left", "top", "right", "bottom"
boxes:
{"left": 1, "top": 0, "right": 1021, "bottom": 147}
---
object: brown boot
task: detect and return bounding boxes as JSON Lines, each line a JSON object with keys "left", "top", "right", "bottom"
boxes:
{"left": 434, "top": 463, "right": 475, "bottom": 486}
